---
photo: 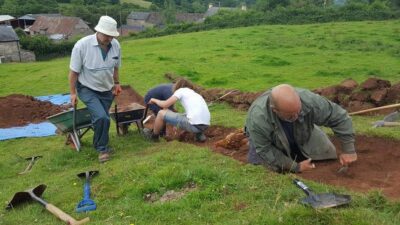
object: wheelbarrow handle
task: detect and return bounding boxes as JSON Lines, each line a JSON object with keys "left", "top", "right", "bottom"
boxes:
{"left": 46, "top": 203, "right": 89, "bottom": 225}
{"left": 293, "top": 179, "right": 313, "bottom": 196}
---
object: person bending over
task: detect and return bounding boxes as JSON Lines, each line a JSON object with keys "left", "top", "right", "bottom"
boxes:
{"left": 144, "top": 78, "right": 210, "bottom": 142}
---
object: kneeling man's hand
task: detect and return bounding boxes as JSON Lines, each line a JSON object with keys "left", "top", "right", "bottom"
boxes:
{"left": 299, "top": 158, "right": 315, "bottom": 172}
{"left": 339, "top": 153, "right": 357, "bottom": 166}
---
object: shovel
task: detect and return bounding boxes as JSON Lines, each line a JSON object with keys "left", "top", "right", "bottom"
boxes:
{"left": 18, "top": 155, "right": 42, "bottom": 175}
{"left": 293, "top": 179, "right": 351, "bottom": 209}
{"left": 6, "top": 184, "right": 89, "bottom": 225}
{"left": 76, "top": 170, "right": 99, "bottom": 213}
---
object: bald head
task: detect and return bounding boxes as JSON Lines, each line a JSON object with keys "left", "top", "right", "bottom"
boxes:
{"left": 270, "top": 84, "right": 301, "bottom": 122}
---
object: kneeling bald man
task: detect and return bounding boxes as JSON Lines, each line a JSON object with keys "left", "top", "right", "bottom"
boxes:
{"left": 245, "top": 84, "right": 357, "bottom": 173}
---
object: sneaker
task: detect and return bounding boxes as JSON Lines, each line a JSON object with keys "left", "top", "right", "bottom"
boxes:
{"left": 143, "top": 128, "right": 159, "bottom": 142}
{"left": 98, "top": 152, "right": 111, "bottom": 163}
{"left": 195, "top": 133, "right": 207, "bottom": 142}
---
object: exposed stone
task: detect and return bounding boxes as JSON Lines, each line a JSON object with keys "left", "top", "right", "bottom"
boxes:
{"left": 338, "top": 78, "right": 358, "bottom": 94}
{"left": 350, "top": 91, "right": 370, "bottom": 102}
{"left": 385, "top": 82, "right": 400, "bottom": 104}
{"left": 360, "top": 77, "right": 391, "bottom": 91}
{"left": 370, "top": 89, "right": 388, "bottom": 106}
{"left": 347, "top": 101, "right": 375, "bottom": 113}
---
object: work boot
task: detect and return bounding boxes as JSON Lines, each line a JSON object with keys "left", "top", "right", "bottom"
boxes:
{"left": 143, "top": 128, "right": 159, "bottom": 142}
{"left": 195, "top": 132, "right": 206, "bottom": 142}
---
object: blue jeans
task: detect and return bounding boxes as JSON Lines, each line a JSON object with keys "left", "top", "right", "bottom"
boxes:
{"left": 77, "top": 82, "right": 113, "bottom": 152}
{"left": 163, "top": 110, "right": 207, "bottom": 133}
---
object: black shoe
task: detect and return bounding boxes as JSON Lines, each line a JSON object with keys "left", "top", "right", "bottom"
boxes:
{"left": 143, "top": 128, "right": 159, "bottom": 142}
{"left": 195, "top": 133, "right": 206, "bottom": 142}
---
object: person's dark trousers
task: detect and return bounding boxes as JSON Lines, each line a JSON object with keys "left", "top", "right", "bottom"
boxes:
{"left": 77, "top": 82, "right": 113, "bottom": 153}
{"left": 247, "top": 138, "right": 264, "bottom": 165}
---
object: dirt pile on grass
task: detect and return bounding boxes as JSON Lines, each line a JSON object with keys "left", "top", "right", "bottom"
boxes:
{"left": 166, "top": 73, "right": 400, "bottom": 114}
{"left": 0, "top": 94, "right": 68, "bottom": 128}
{"left": 314, "top": 77, "right": 400, "bottom": 114}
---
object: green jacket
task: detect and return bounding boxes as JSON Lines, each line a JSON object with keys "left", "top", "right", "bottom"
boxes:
{"left": 245, "top": 88, "right": 355, "bottom": 172}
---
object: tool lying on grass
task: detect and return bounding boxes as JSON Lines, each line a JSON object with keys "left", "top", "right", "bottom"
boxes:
{"left": 293, "top": 179, "right": 351, "bottom": 209}
{"left": 208, "top": 90, "right": 239, "bottom": 107}
{"left": 6, "top": 184, "right": 89, "bottom": 225}
{"left": 76, "top": 170, "right": 99, "bottom": 213}
{"left": 372, "top": 111, "right": 400, "bottom": 128}
{"left": 18, "top": 155, "right": 42, "bottom": 175}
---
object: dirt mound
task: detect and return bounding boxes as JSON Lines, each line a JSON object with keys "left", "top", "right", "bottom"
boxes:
{"left": 115, "top": 85, "right": 145, "bottom": 106}
{"left": 315, "top": 77, "right": 400, "bottom": 114}
{"left": 165, "top": 73, "right": 400, "bottom": 114}
{"left": 0, "top": 94, "right": 69, "bottom": 128}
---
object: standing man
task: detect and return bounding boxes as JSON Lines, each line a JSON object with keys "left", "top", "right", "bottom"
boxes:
{"left": 246, "top": 84, "right": 357, "bottom": 173}
{"left": 69, "top": 16, "right": 122, "bottom": 163}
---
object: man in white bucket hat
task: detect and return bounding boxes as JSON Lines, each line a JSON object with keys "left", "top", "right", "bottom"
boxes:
{"left": 68, "top": 15, "right": 122, "bottom": 163}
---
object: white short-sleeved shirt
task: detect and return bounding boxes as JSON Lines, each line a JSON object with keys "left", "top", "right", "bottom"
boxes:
{"left": 70, "top": 33, "right": 121, "bottom": 92}
{"left": 173, "top": 88, "right": 210, "bottom": 125}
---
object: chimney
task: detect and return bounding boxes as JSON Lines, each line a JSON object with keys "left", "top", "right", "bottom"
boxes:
{"left": 208, "top": 3, "right": 213, "bottom": 8}
{"left": 241, "top": 5, "right": 247, "bottom": 11}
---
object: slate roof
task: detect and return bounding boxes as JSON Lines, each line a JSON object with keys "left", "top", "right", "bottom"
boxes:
{"left": 127, "top": 12, "right": 150, "bottom": 20}
{"left": 29, "top": 16, "right": 92, "bottom": 36}
{"left": 0, "top": 25, "right": 19, "bottom": 42}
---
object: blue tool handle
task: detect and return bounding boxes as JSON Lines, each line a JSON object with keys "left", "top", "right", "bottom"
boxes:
{"left": 83, "top": 181, "right": 91, "bottom": 200}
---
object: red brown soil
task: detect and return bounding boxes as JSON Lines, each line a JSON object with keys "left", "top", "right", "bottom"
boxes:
{"left": 162, "top": 126, "right": 400, "bottom": 201}
{"left": 0, "top": 94, "right": 68, "bottom": 128}
{"left": 115, "top": 85, "right": 145, "bottom": 106}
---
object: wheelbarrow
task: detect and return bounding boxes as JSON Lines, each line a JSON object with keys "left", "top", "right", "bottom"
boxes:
{"left": 47, "top": 105, "right": 92, "bottom": 151}
{"left": 110, "top": 103, "right": 149, "bottom": 135}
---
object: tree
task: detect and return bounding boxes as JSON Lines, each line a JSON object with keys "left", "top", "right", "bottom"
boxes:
{"left": 162, "top": 0, "right": 176, "bottom": 24}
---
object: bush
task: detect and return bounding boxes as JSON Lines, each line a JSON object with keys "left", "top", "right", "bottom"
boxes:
{"left": 16, "top": 31, "right": 75, "bottom": 60}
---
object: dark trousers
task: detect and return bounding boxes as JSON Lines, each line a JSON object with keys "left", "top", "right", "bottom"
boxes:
{"left": 77, "top": 83, "right": 113, "bottom": 152}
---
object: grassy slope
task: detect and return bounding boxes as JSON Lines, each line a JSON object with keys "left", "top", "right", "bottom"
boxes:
{"left": 1, "top": 20, "right": 400, "bottom": 224}
{"left": 122, "top": 0, "right": 152, "bottom": 8}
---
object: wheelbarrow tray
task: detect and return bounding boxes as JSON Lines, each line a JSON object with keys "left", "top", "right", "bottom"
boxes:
{"left": 110, "top": 103, "right": 147, "bottom": 135}
{"left": 109, "top": 103, "right": 145, "bottom": 123}
{"left": 47, "top": 108, "right": 92, "bottom": 133}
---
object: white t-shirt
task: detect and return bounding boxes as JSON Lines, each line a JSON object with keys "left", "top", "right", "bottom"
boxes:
{"left": 173, "top": 88, "right": 210, "bottom": 125}
{"left": 70, "top": 33, "right": 121, "bottom": 92}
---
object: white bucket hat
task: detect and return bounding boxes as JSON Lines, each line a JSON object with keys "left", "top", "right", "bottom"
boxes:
{"left": 95, "top": 16, "right": 119, "bottom": 37}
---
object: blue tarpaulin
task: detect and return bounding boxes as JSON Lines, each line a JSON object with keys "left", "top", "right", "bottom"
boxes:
{"left": 0, "top": 94, "right": 71, "bottom": 141}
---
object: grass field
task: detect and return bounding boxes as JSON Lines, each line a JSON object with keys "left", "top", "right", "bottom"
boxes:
{"left": 1, "top": 20, "right": 400, "bottom": 224}
{"left": 122, "top": 0, "right": 152, "bottom": 8}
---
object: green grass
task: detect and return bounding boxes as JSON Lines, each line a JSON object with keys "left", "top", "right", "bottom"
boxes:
{"left": 122, "top": 0, "right": 152, "bottom": 8}
{"left": 1, "top": 20, "right": 400, "bottom": 224}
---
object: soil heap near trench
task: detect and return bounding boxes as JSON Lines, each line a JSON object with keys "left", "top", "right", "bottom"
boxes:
{"left": 0, "top": 94, "right": 68, "bottom": 128}
{"left": 166, "top": 73, "right": 400, "bottom": 115}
